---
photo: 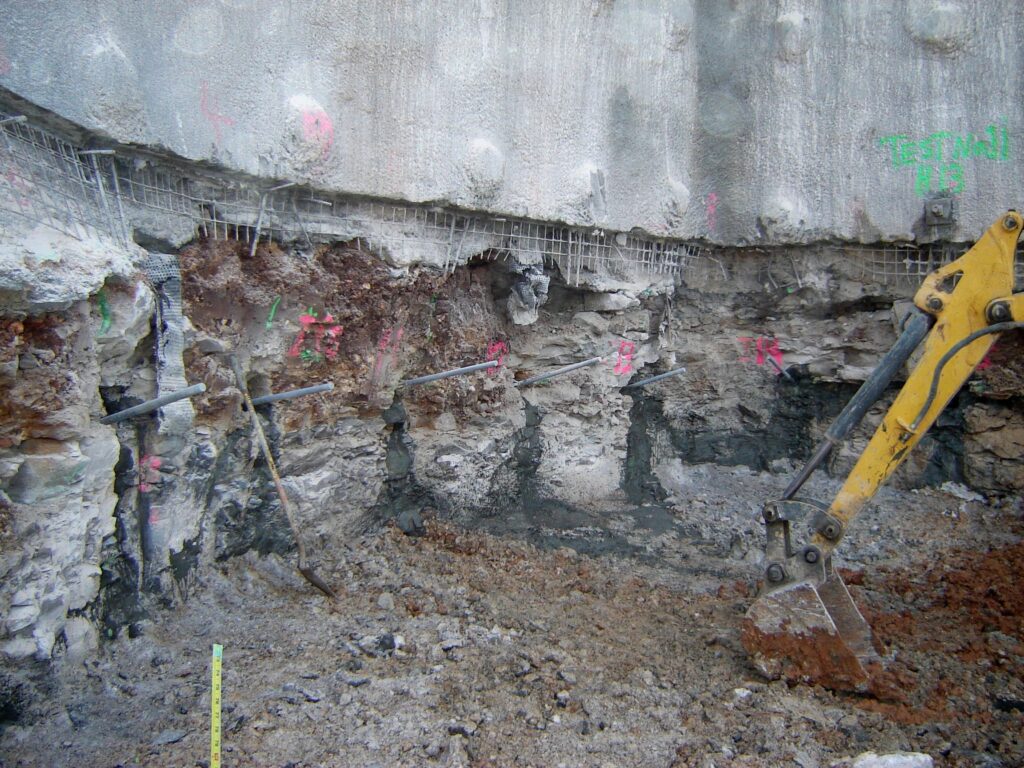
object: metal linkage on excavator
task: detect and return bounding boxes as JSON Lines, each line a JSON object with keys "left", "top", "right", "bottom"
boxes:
{"left": 742, "top": 211, "right": 1024, "bottom": 691}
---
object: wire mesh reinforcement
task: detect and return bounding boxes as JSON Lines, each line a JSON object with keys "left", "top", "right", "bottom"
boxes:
{"left": 0, "top": 115, "right": 129, "bottom": 246}
{"left": 1, "top": 111, "right": 1022, "bottom": 290}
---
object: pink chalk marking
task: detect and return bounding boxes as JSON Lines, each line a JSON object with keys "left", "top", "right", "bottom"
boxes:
{"left": 288, "top": 312, "right": 343, "bottom": 360}
{"left": 737, "top": 336, "right": 755, "bottom": 363}
{"left": 199, "top": 81, "right": 235, "bottom": 145}
{"left": 977, "top": 341, "right": 999, "bottom": 371}
{"left": 139, "top": 455, "right": 162, "bottom": 493}
{"left": 705, "top": 192, "right": 719, "bottom": 233}
{"left": 758, "top": 337, "right": 783, "bottom": 369}
{"left": 486, "top": 340, "right": 509, "bottom": 375}
{"left": 737, "top": 336, "right": 784, "bottom": 369}
{"left": 369, "top": 325, "right": 404, "bottom": 390}
{"left": 148, "top": 507, "right": 160, "bottom": 525}
{"left": 301, "top": 110, "right": 334, "bottom": 158}
{"left": 614, "top": 341, "right": 635, "bottom": 375}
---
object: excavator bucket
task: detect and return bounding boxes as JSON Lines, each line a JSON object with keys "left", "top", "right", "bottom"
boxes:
{"left": 741, "top": 568, "right": 880, "bottom": 692}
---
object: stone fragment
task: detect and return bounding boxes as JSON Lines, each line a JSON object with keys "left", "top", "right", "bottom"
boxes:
{"left": 583, "top": 292, "right": 638, "bottom": 312}
{"left": 852, "top": 752, "right": 934, "bottom": 768}
{"left": 150, "top": 729, "right": 188, "bottom": 746}
{"left": 446, "top": 735, "right": 470, "bottom": 767}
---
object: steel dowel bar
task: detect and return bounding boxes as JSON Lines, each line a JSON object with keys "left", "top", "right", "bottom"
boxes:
{"left": 766, "top": 357, "right": 796, "bottom": 383}
{"left": 514, "top": 356, "right": 603, "bottom": 389}
{"left": 402, "top": 360, "right": 498, "bottom": 387}
{"left": 250, "top": 382, "right": 334, "bottom": 406}
{"left": 623, "top": 365, "right": 688, "bottom": 389}
{"left": 100, "top": 383, "right": 206, "bottom": 424}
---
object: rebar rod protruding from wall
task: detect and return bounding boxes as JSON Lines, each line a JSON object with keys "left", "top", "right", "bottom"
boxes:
{"left": 401, "top": 360, "right": 498, "bottom": 387}
{"left": 767, "top": 356, "right": 797, "bottom": 384}
{"left": 99, "top": 383, "right": 206, "bottom": 424}
{"left": 513, "top": 356, "right": 603, "bottom": 389}
{"left": 250, "top": 382, "right": 334, "bottom": 406}
{"left": 623, "top": 366, "right": 688, "bottom": 389}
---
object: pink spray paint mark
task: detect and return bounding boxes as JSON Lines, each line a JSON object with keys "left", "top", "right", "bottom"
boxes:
{"left": 288, "top": 312, "right": 343, "bottom": 360}
{"left": 368, "top": 325, "right": 404, "bottom": 395}
{"left": 199, "top": 81, "right": 235, "bottom": 145}
{"left": 614, "top": 341, "right": 635, "bottom": 375}
{"left": 738, "top": 337, "right": 783, "bottom": 369}
{"left": 301, "top": 110, "right": 335, "bottom": 158}
{"left": 486, "top": 340, "right": 509, "bottom": 375}
{"left": 705, "top": 192, "right": 719, "bottom": 233}
{"left": 977, "top": 341, "right": 999, "bottom": 371}
{"left": 139, "top": 455, "right": 162, "bottom": 493}
{"left": 148, "top": 507, "right": 160, "bottom": 525}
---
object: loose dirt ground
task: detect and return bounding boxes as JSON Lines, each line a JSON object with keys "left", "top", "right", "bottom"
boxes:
{"left": 2, "top": 467, "right": 1021, "bottom": 768}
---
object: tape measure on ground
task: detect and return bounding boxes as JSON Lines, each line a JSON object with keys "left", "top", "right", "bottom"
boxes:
{"left": 210, "top": 643, "right": 223, "bottom": 768}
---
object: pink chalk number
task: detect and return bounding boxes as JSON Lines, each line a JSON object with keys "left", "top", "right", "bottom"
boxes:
{"left": 199, "top": 81, "right": 235, "bottom": 145}
{"left": 289, "top": 312, "right": 343, "bottom": 361}
{"left": 738, "top": 337, "right": 783, "bottom": 369}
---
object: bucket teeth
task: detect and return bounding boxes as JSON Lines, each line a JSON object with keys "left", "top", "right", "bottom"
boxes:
{"left": 741, "top": 571, "right": 880, "bottom": 692}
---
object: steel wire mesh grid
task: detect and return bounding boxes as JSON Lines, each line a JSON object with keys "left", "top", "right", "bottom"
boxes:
{"left": 2, "top": 111, "right": 1022, "bottom": 290}
{"left": 849, "top": 242, "right": 1024, "bottom": 291}
{"left": 111, "top": 161, "right": 711, "bottom": 284}
{"left": 0, "top": 114, "right": 128, "bottom": 245}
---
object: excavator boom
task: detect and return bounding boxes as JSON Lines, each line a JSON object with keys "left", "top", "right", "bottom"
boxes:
{"left": 742, "top": 211, "right": 1024, "bottom": 690}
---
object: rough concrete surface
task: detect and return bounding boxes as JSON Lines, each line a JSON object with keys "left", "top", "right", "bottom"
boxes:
{"left": 2, "top": 1, "right": 1022, "bottom": 243}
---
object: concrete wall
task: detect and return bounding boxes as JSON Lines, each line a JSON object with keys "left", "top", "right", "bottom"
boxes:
{"left": 1, "top": 0, "right": 1022, "bottom": 243}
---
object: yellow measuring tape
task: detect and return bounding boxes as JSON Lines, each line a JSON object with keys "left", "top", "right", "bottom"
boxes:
{"left": 210, "top": 643, "right": 223, "bottom": 768}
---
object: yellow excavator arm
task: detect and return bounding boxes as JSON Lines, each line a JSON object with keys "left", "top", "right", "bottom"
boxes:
{"left": 742, "top": 211, "right": 1024, "bottom": 691}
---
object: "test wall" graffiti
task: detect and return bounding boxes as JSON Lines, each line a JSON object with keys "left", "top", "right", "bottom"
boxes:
{"left": 878, "top": 122, "right": 1009, "bottom": 197}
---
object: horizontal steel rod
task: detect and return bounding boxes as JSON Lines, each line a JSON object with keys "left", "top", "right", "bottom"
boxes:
{"left": 251, "top": 382, "right": 334, "bottom": 406}
{"left": 514, "top": 356, "right": 603, "bottom": 388}
{"left": 402, "top": 360, "right": 498, "bottom": 387}
{"left": 100, "top": 383, "right": 206, "bottom": 424}
{"left": 623, "top": 365, "right": 688, "bottom": 389}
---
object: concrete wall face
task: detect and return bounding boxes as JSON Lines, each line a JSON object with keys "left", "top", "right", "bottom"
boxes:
{"left": 2, "top": 1, "right": 1022, "bottom": 244}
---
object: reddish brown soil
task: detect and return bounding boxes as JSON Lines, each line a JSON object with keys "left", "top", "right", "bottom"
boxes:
{"left": 975, "top": 331, "right": 1024, "bottom": 398}
{"left": 179, "top": 238, "right": 510, "bottom": 429}
{"left": 850, "top": 539, "right": 1024, "bottom": 742}
{"left": 0, "top": 313, "right": 82, "bottom": 446}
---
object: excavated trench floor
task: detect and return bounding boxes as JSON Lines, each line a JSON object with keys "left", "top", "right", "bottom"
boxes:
{"left": 1, "top": 465, "right": 1021, "bottom": 768}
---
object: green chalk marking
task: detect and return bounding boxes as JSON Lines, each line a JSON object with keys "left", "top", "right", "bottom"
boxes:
{"left": 98, "top": 290, "right": 112, "bottom": 335}
{"left": 265, "top": 296, "right": 281, "bottom": 329}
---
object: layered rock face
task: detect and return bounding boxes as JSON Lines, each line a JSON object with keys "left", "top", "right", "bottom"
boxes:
{"left": 2, "top": 213, "right": 1021, "bottom": 668}
{"left": 0, "top": 217, "right": 147, "bottom": 661}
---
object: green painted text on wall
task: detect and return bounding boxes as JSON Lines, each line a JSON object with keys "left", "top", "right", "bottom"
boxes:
{"left": 878, "top": 122, "right": 1009, "bottom": 196}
